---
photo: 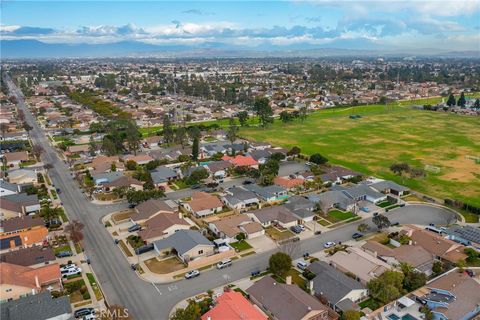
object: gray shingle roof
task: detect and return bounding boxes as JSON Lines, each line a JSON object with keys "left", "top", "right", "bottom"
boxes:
{"left": 153, "top": 230, "right": 213, "bottom": 256}
{"left": 150, "top": 166, "right": 178, "bottom": 184}
{"left": 0, "top": 291, "right": 72, "bottom": 320}
{"left": 309, "top": 261, "right": 365, "bottom": 307}
{"left": 369, "top": 180, "right": 409, "bottom": 193}
{"left": 0, "top": 180, "right": 19, "bottom": 193}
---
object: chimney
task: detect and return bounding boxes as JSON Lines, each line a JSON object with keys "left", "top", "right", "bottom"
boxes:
{"left": 309, "top": 280, "right": 314, "bottom": 296}
{"left": 286, "top": 276, "right": 292, "bottom": 285}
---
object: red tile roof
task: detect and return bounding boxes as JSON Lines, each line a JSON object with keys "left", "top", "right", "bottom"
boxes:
{"left": 222, "top": 155, "right": 258, "bottom": 167}
{"left": 201, "top": 291, "right": 267, "bottom": 320}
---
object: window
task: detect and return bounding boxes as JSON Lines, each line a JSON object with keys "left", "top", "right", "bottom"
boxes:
{"left": 198, "top": 250, "right": 203, "bottom": 254}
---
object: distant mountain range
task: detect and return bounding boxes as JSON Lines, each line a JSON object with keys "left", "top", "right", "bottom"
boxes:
{"left": 2, "top": 39, "right": 479, "bottom": 59}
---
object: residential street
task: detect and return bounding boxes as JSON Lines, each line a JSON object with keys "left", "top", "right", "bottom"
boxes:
{"left": 5, "top": 75, "right": 458, "bottom": 320}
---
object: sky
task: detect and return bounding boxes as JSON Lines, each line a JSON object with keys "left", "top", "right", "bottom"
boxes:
{"left": 1, "top": 0, "right": 480, "bottom": 51}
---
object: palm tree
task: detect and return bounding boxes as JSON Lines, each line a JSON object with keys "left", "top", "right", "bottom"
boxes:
{"left": 65, "top": 219, "right": 85, "bottom": 243}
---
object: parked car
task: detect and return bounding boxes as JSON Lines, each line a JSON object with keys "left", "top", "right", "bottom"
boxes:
{"left": 466, "top": 269, "right": 476, "bottom": 277}
{"left": 56, "top": 250, "right": 73, "bottom": 258}
{"left": 128, "top": 204, "right": 136, "bottom": 209}
{"left": 130, "top": 264, "right": 137, "bottom": 271}
{"left": 83, "top": 314, "right": 96, "bottom": 320}
{"left": 290, "top": 225, "right": 301, "bottom": 234}
{"left": 298, "top": 225, "right": 305, "bottom": 231}
{"left": 314, "top": 230, "right": 322, "bottom": 235}
{"left": 56, "top": 188, "right": 62, "bottom": 194}
{"left": 242, "top": 180, "right": 253, "bottom": 185}
{"left": 352, "top": 232, "right": 364, "bottom": 240}
{"left": 74, "top": 308, "right": 94, "bottom": 319}
{"left": 60, "top": 264, "right": 76, "bottom": 273}
{"left": 62, "top": 267, "right": 82, "bottom": 277}
{"left": 128, "top": 224, "right": 141, "bottom": 233}
{"left": 191, "top": 184, "right": 201, "bottom": 189}
{"left": 216, "top": 259, "right": 232, "bottom": 269}
{"left": 251, "top": 270, "right": 261, "bottom": 277}
{"left": 297, "top": 261, "right": 308, "bottom": 270}
{"left": 323, "top": 241, "right": 336, "bottom": 248}
{"left": 185, "top": 269, "right": 200, "bottom": 279}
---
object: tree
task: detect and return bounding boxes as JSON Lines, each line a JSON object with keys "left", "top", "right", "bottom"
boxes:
{"left": 175, "top": 127, "right": 188, "bottom": 148}
{"left": 431, "top": 261, "right": 444, "bottom": 276}
{"left": 390, "top": 162, "right": 410, "bottom": 175}
{"left": 270, "top": 152, "right": 286, "bottom": 161}
{"left": 446, "top": 93, "right": 456, "bottom": 107}
{"left": 269, "top": 252, "right": 292, "bottom": 277}
{"left": 65, "top": 220, "right": 85, "bottom": 243}
{"left": 170, "top": 301, "right": 201, "bottom": 320}
{"left": 287, "top": 146, "right": 301, "bottom": 159}
{"left": 88, "top": 136, "right": 97, "bottom": 156}
{"left": 474, "top": 98, "right": 480, "bottom": 109}
{"left": 192, "top": 136, "right": 199, "bottom": 161}
{"left": 309, "top": 153, "right": 328, "bottom": 165}
{"left": 102, "top": 138, "right": 117, "bottom": 156}
{"left": 187, "top": 126, "right": 201, "bottom": 140}
{"left": 0, "top": 123, "right": 9, "bottom": 136}
{"left": 237, "top": 111, "right": 249, "bottom": 126}
{"left": 367, "top": 271, "right": 405, "bottom": 304}
{"left": 457, "top": 92, "right": 466, "bottom": 107}
{"left": 372, "top": 214, "right": 391, "bottom": 229}
{"left": 279, "top": 111, "right": 292, "bottom": 123}
{"left": 23, "top": 122, "right": 33, "bottom": 134}
{"left": 32, "top": 145, "right": 44, "bottom": 160}
{"left": 163, "top": 115, "right": 174, "bottom": 145}
{"left": 400, "top": 262, "right": 426, "bottom": 291}
{"left": 299, "top": 106, "right": 307, "bottom": 123}
{"left": 126, "top": 189, "right": 165, "bottom": 205}
{"left": 40, "top": 204, "right": 62, "bottom": 222}
{"left": 110, "top": 162, "right": 117, "bottom": 172}
{"left": 254, "top": 97, "right": 273, "bottom": 128}
{"left": 125, "top": 121, "right": 141, "bottom": 155}
{"left": 185, "top": 167, "right": 209, "bottom": 185}
{"left": 342, "top": 310, "right": 362, "bottom": 320}
{"left": 357, "top": 223, "right": 370, "bottom": 233}
{"left": 125, "top": 160, "right": 137, "bottom": 171}
{"left": 259, "top": 159, "right": 279, "bottom": 179}
{"left": 226, "top": 117, "right": 239, "bottom": 147}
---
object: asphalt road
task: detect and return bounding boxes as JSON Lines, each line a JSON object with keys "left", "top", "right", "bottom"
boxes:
{"left": 5, "top": 76, "right": 457, "bottom": 320}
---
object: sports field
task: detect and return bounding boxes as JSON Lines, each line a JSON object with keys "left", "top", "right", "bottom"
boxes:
{"left": 241, "top": 104, "right": 480, "bottom": 206}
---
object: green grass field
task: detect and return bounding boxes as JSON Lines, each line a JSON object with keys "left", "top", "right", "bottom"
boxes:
{"left": 241, "top": 103, "right": 480, "bottom": 206}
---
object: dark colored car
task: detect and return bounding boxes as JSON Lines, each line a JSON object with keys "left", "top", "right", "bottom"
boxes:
{"left": 74, "top": 308, "right": 94, "bottom": 318}
{"left": 128, "top": 224, "right": 141, "bottom": 232}
{"left": 290, "top": 225, "right": 302, "bottom": 234}
{"left": 191, "top": 184, "right": 201, "bottom": 189}
{"left": 128, "top": 204, "right": 136, "bottom": 209}
{"left": 242, "top": 180, "right": 253, "bottom": 185}
{"left": 56, "top": 250, "right": 73, "bottom": 258}
{"left": 352, "top": 232, "right": 364, "bottom": 240}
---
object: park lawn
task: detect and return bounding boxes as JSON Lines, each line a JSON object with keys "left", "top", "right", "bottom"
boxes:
{"left": 229, "top": 240, "right": 253, "bottom": 252}
{"left": 241, "top": 103, "right": 480, "bottom": 206}
{"left": 327, "top": 210, "right": 356, "bottom": 222}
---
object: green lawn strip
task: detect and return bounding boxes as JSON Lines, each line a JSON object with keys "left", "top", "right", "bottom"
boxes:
{"left": 50, "top": 189, "right": 58, "bottom": 199}
{"left": 229, "top": 240, "right": 253, "bottom": 252}
{"left": 86, "top": 273, "right": 103, "bottom": 301}
{"left": 359, "top": 297, "right": 381, "bottom": 310}
{"left": 58, "top": 207, "right": 69, "bottom": 222}
{"left": 118, "top": 240, "right": 133, "bottom": 257}
{"left": 327, "top": 210, "right": 356, "bottom": 221}
{"left": 74, "top": 242, "right": 83, "bottom": 254}
{"left": 377, "top": 200, "right": 392, "bottom": 208}
{"left": 316, "top": 219, "right": 331, "bottom": 226}
{"left": 54, "top": 243, "right": 72, "bottom": 255}
{"left": 44, "top": 174, "right": 52, "bottom": 185}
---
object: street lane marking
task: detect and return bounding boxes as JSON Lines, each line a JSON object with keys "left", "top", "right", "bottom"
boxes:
{"left": 168, "top": 285, "right": 177, "bottom": 291}
{"left": 152, "top": 282, "right": 162, "bottom": 295}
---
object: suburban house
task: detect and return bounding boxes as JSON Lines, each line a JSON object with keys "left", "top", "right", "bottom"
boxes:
{"left": 66, "top": 144, "right": 90, "bottom": 155}
{"left": 446, "top": 225, "right": 480, "bottom": 248}
{"left": 249, "top": 141, "right": 271, "bottom": 150}
{"left": 308, "top": 191, "right": 356, "bottom": 213}
{"left": 208, "top": 214, "right": 264, "bottom": 244}
{"left": 201, "top": 290, "right": 268, "bottom": 320}
{"left": 221, "top": 187, "right": 260, "bottom": 212}
{"left": 0, "top": 262, "right": 62, "bottom": 302}
{"left": 102, "top": 175, "right": 143, "bottom": 192}
{"left": 150, "top": 166, "right": 178, "bottom": 188}
{"left": 123, "top": 154, "right": 154, "bottom": 165}
{"left": 333, "top": 184, "right": 387, "bottom": 204}
{"left": 309, "top": 261, "right": 368, "bottom": 313}
{"left": 204, "top": 160, "right": 233, "bottom": 179}
{"left": 0, "top": 181, "right": 21, "bottom": 197}
{"left": 244, "top": 184, "right": 289, "bottom": 203}
{"left": 200, "top": 142, "right": 227, "bottom": 158}
{"left": 90, "top": 155, "right": 124, "bottom": 174}
{"left": 142, "top": 136, "right": 160, "bottom": 148}
{"left": 247, "top": 276, "right": 338, "bottom": 320}
{"left": 0, "top": 193, "right": 41, "bottom": 219}
{"left": 0, "top": 246, "right": 56, "bottom": 267}
{"left": 2, "top": 151, "right": 29, "bottom": 168}
{"left": 137, "top": 212, "right": 190, "bottom": 243}
{"left": 222, "top": 154, "right": 258, "bottom": 168}
{"left": 0, "top": 291, "right": 71, "bottom": 320}
{"left": 362, "top": 241, "right": 435, "bottom": 276}
{"left": 284, "top": 196, "right": 316, "bottom": 222}
{"left": 319, "top": 166, "right": 361, "bottom": 185}
{"left": 273, "top": 176, "right": 304, "bottom": 190}
{"left": 0, "top": 216, "right": 48, "bottom": 251}
{"left": 92, "top": 171, "right": 124, "bottom": 187}
{"left": 248, "top": 149, "right": 271, "bottom": 164}
{"left": 369, "top": 180, "right": 410, "bottom": 196}
{"left": 246, "top": 205, "right": 298, "bottom": 228}
{"left": 131, "top": 199, "right": 179, "bottom": 225}
{"left": 7, "top": 169, "right": 38, "bottom": 185}
{"left": 404, "top": 225, "right": 467, "bottom": 263}
{"left": 328, "top": 247, "right": 392, "bottom": 284}
{"left": 153, "top": 230, "right": 215, "bottom": 263}
{"left": 183, "top": 192, "right": 223, "bottom": 218}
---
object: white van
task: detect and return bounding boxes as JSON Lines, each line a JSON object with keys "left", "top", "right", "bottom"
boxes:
{"left": 216, "top": 259, "right": 232, "bottom": 269}
{"left": 62, "top": 267, "right": 82, "bottom": 277}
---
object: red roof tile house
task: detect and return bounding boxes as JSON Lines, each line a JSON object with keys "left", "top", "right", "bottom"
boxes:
{"left": 3, "top": 151, "right": 29, "bottom": 168}
{"left": 222, "top": 155, "right": 258, "bottom": 168}
{"left": 201, "top": 290, "right": 267, "bottom": 320}
{"left": 274, "top": 176, "right": 305, "bottom": 190}
{"left": 0, "top": 262, "right": 62, "bottom": 302}
{"left": 183, "top": 192, "right": 224, "bottom": 218}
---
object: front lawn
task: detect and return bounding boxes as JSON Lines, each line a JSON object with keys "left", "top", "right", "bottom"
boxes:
{"left": 144, "top": 257, "right": 185, "bottom": 274}
{"left": 127, "top": 235, "right": 144, "bottom": 249}
{"left": 229, "top": 240, "right": 252, "bottom": 252}
{"left": 377, "top": 200, "right": 392, "bottom": 208}
{"left": 86, "top": 273, "right": 103, "bottom": 301}
{"left": 265, "top": 227, "right": 294, "bottom": 241}
{"left": 54, "top": 244, "right": 72, "bottom": 255}
{"left": 118, "top": 240, "right": 133, "bottom": 257}
{"left": 326, "top": 210, "right": 356, "bottom": 222}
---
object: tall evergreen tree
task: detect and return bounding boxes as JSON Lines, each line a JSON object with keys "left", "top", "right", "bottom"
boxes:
{"left": 162, "top": 115, "right": 174, "bottom": 145}
{"left": 457, "top": 92, "right": 466, "bottom": 108}
{"left": 446, "top": 93, "right": 456, "bottom": 107}
{"left": 192, "top": 136, "right": 199, "bottom": 160}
